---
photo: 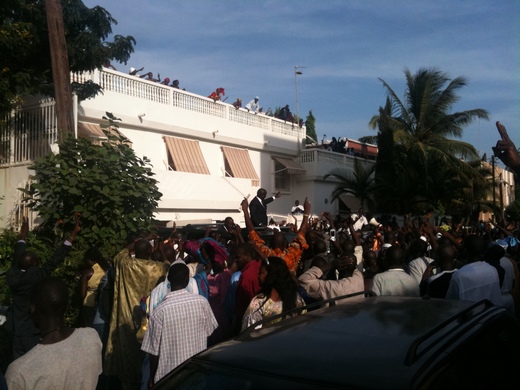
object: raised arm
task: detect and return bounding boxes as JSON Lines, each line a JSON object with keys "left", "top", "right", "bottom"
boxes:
{"left": 241, "top": 198, "right": 255, "bottom": 232}
{"left": 493, "top": 121, "right": 520, "bottom": 176}
{"left": 347, "top": 216, "right": 362, "bottom": 247}
{"left": 298, "top": 198, "right": 311, "bottom": 234}
{"left": 13, "top": 217, "right": 29, "bottom": 265}
{"left": 42, "top": 215, "right": 81, "bottom": 276}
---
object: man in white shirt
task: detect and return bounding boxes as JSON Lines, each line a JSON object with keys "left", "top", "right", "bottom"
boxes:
{"left": 371, "top": 246, "right": 419, "bottom": 297}
{"left": 445, "top": 235, "right": 501, "bottom": 305}
{"left": 351, "top": 208, "right": 368, "bottom": 232}
{"left": 299, "top": 255, "right": 364, "bottom": 301}
{"left": 245, "top": 96, "right": 260, "bottom": 113}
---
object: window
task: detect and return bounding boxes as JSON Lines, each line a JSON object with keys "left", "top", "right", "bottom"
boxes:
{"left": 272, "top": 156, "right": 305, "bottom": 192}
{"left": 274, "top": 159, "right": 290, "bottom": 192}
{"left": 221, "top": 146, "right": 259, "bottom": 186}
{"left": 164, "top": 136, "right": 210, "bottom": 174}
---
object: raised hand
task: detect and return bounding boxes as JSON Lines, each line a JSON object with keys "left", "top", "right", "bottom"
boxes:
{"left": 492, "top": 121, "right": 520, "bottom": 172}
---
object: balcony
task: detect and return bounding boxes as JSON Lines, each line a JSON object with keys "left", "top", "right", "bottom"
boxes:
{"left": 1, "top": 68, "right": 304, "bottom": 167}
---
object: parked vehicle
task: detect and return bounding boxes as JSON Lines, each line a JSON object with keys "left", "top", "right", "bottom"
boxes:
{"left": 152, "top": 295, "right": 520, "bottom": 389}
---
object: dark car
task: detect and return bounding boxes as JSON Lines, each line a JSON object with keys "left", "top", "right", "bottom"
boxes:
{"left": 152, "top": 295, "right": 520, "bottom": 389}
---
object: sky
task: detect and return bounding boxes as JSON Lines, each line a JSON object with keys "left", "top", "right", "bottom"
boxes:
{"left": 84, "top": 0, "right": 519, "bottom": 160}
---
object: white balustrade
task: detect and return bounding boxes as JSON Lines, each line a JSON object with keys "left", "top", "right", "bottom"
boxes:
{"left": 1, "top": 68, "right": 305, "bottom": 167}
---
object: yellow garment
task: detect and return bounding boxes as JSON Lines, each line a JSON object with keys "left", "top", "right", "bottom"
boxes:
{"left": 104, "top": 249, "right": 167, "bottom": 390}
{"left": 83, "top": 263, "right": 105, "bottom": 307}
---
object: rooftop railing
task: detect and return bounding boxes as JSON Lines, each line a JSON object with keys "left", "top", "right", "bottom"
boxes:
{"left": 1, "top": 68, "right": 305, "bottom": 167}
{"left": 88, "top": 68, "right": 304, "bottom": 136}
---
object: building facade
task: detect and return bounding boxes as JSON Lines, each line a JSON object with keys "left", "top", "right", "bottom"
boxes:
{"left": 0, "top": 68, "right": 375, "bottom": 229}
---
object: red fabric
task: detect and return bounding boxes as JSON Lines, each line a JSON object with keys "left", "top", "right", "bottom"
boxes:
{"left": 234, "top": 259, "right": 261, "bottom": 322}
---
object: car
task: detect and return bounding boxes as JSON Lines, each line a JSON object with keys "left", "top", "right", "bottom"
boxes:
{"left": 152, "top": 294, "right": 520, "bottom": 389}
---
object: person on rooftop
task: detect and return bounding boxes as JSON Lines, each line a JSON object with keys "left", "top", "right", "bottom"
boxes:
{"left": 129, "top": 66, "right": 144, "bottom": 76}
{"left": 232, "top": 98, "right": 242, "bottom": 110}
{"left": 208, "top": 88, "right": 225, "bottom": 102}
{"left": 245, "top": 97, "right": 260, "bottom": 113}
{"left": 277, "top": 104, "right": 294, "bottom": 123}
{"left": 140, "top": 72, "right": 160, "bottom": 82}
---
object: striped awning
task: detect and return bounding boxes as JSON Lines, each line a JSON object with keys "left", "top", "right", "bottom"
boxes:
{"left": 221, "top": 146, "right": 259, "bottom": 186}
{"left": 272, "top": 156, "right": 306, "bottom": 175}
{"left": 78, "top": 122, "right": 106, "bottom": 139}
{"left": 164, "top": 136, "right": 210, "bottom": 174}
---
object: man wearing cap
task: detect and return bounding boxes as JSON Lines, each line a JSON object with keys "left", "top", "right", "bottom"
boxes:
{"left": 245, "top": 96, "right": 260, "bottom": 113}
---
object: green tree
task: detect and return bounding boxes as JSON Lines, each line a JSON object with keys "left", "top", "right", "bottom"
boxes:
{"left": 305, "top": 110, "right": 317, "bottom": 144}
{"left": 324, "top": 158, "right": 375, "bottom": 211}
{"left": 22, "top": 114, "right": 162, "bottom": 258}
{"left": 369, "top": 68, "right": 489, "bottom": 214}
{"left": 357, "top": 136, "right": 378, "bottom": 145}
{"left": 0, "top": 0, "right": 135, "bottom": 111}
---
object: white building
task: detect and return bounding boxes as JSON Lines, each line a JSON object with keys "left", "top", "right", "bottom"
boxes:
{"left": 0, "top": 68, "right": 376, "bottom": 229}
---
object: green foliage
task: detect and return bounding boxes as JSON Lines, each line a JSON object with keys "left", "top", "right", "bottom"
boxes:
{"left": 324, "top": 158, "right": 376, "bottom": 211}
{"left": 0, "top": 229, "right": 18, "bottom": 307}
{"left": 0, "top": 0, "right": 136, "bottom": 111}
{"left": 22, "top": 114, "right": 162, "bottom": 259}
{"left": 358, "top": 136, "right": 378, "bottom": 145}
{"left": 369, "top": 68, "right": 490, "bottom": 215}
{"left": 305, "top": 110, "right": 317, "bottom": 144}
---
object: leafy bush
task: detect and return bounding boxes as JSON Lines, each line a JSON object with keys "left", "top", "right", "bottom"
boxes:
{"left": 1, "top": 114, "right": 162, "bottom": 370}
{"left": 23, "top": 113, "right": 162, "bottom": 259}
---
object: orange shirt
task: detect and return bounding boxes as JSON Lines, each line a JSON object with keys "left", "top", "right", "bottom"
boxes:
{"left": 249, "top": 230, "right": 308, "bottom": 273}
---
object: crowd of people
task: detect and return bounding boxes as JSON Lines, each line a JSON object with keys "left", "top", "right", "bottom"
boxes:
{"left": 2, "top": 122, "right": 519, "bottom": 389}
{"left": 122, "top": 64, "right": 301, "bottom": 125}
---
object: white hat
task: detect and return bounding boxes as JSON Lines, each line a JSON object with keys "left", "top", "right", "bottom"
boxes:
{"left": 255, "top": 96, "right": 259, "bottom": 100}
{"left": 130, "top": 67, "right": 136, "bottom": 72}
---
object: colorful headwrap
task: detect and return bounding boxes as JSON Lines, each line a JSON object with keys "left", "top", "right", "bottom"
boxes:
{"left": 182, "top": 238, "right": 229, "bottom": 266}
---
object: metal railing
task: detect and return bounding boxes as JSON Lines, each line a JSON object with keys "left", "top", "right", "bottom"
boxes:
{"left": 0, "top": 99, "right": 58, "bottom": 166}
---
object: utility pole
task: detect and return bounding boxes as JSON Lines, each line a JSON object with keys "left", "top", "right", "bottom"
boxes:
{"left": 46, "top": 0, "right": 74, "bottom": 143}
{"left": 294, "top": 66, "right": 305, "bottom": 153}
{"left": 491, "top": 156, "right": 496, "bottom": 210}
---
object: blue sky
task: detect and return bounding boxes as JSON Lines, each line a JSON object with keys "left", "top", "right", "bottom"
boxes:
{"left": 84, "top": 0, "right": 519, "bottom": 159}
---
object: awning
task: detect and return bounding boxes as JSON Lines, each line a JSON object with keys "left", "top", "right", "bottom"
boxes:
{"left": 221, "top": 146, "right": 259, "bottom": 186}
{"left": 77, "top": 122, "right": 132, "bottom": 147}
{"left": 164, "top": 136, "right": 210, "bottom": 174}
{"left": 272, "top": 156, "right": 306, "bottom": 175}
{"left": 78, "top": 122, "right": 106, "bottom": 139}
{"left": 338, "top": 194, "right": 360, "bottom": 210}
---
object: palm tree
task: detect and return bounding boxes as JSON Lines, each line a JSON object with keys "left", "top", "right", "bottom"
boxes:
{"left": 369, "top": 68, "right": 489, "bottom": 214}
{"left": 324, "top": 158, "right": 375, "bottom": 211}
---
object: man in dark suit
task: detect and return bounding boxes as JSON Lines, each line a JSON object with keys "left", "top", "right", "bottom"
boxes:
{"left": 248, "top": 188, "right": 281, "bottom": 227}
